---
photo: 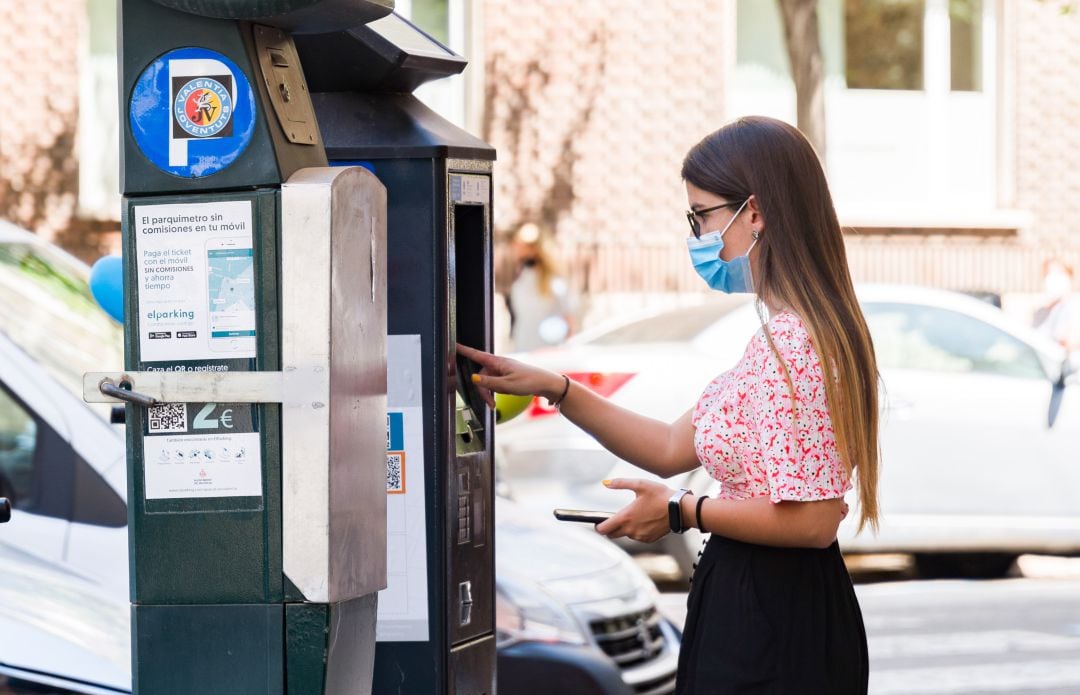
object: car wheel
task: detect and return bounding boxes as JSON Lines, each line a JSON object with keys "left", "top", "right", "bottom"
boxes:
{"left": 913, "top": 552, "right": 1018, "bottom": 579}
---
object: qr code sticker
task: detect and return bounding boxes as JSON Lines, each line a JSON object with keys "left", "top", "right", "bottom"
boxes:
{"left": 148, "top": 403, "right": 187, "bottom": 434}
{"left": 386, "top": 452, "right": 406, "bottom": 494}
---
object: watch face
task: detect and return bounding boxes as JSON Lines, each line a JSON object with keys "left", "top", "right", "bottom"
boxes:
{"left": 668, "top": 488, "right": 691, "bottom": 534}
{"left": 669, "top": 495, "right": 683, "bottom": 534}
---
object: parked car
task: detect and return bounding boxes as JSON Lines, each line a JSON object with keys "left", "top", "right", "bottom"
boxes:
{"left": 496, "top": 284, "right": 1080, "bottom": 579}
{"left": 496, "top": 499, "right": 679, "bottom": 695}
{"left": 0, "top": 223, "right": 677, "bottom": 694}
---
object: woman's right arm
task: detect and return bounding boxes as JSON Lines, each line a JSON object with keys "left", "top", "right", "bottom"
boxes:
{"left": 458, "top": 344, "right": 701, "bottom": 479}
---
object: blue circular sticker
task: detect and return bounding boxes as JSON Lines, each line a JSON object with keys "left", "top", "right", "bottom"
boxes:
{"left": 129, "top": 47, "right": 256, "bottom": 178}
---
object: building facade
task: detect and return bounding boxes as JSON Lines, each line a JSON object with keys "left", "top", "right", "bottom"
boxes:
{"left": 476, "top": 0, "right": 1080, "bottom": 318}
{"left": 3, "top": 0, "right": 1079, "bottom": 302}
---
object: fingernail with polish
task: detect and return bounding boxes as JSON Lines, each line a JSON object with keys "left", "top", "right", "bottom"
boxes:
{"left": 602, "top": 479, "right": 611, "bottom": 486}
{"left": 471, "top": 374, "right": 481, "bottom": 384}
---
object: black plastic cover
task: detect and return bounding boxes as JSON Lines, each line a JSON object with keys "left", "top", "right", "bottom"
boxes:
{"left": 150, "top": 0, "right": 393, "bottom": 33}
{"left": 313, "top": 92, "right": 494, "bottom": 160}
{"left": 295, "top": 13, "right": 466, "bottom": 93}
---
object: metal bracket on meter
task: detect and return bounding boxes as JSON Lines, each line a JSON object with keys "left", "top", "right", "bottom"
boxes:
{"left": 84, "top": 166, "right": 388, "bottom": 606}
{"left": 85, "top": 371, "right": 289, "bottom": 408}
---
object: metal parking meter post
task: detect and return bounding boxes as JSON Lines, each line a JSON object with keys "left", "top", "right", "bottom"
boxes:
{"left": 294, "top": 16, "right": 498, "bottom": 694}
{"left": 108, "top": 1, "right": 391, "bottom": 692}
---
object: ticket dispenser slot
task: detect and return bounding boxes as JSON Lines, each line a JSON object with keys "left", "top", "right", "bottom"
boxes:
{"left": 454, "top": 202, "right": 491, "bottom": 438}
{"left": 450, "top": 196, "right": 493, "bottom": 645}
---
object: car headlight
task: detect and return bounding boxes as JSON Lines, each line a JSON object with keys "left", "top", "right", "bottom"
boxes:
{"left": 495, "top": 576, "right": 588, "bottom": 649}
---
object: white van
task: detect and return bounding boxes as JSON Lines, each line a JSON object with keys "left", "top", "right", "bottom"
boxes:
{"left": 0, "top": 223, "right": 678, "bottom": 695}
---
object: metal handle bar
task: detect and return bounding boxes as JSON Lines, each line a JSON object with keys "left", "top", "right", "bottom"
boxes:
{"left": 99, "top": 379, "right": 158, "bottom": 408}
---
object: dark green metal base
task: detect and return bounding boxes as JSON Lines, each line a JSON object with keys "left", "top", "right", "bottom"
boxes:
{"left": 133, "top": 604, "right": 284, "bottom": 695}
{"left": 132, "top": 595, "right": 377, "bottom": 695}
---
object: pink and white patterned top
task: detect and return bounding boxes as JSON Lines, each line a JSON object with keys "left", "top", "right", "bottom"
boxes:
{"left": 691, "top": 310, "right": 851, "bottom": 503}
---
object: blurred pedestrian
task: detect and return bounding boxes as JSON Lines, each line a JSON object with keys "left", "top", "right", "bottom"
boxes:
{"left": 507, "top": 223, "right": 575, "bottom": 351}
{"left": 460, "top": 116, "right": 875, "bottom": 694}
{"left": 1032, "top": 257, "right": 1080, "bottom": 353}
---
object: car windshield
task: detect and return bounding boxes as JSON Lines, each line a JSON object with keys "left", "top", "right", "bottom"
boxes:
{"left": 0, "top": 241, "right": 124, "bottom": 420}
{"left": 583, "top": 297, "right": 747, "bottom": 346}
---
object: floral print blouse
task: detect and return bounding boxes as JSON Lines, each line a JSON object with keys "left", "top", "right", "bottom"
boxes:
{"left": 691, "top": 310, "right": 851, "bottom": 503}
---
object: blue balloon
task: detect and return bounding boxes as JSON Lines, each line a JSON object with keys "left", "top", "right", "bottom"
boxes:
{"left": 90, "top": 255, "right": 124, "bottom": 323}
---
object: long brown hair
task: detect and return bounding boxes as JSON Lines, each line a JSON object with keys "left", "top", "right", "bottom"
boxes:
{"left": 681, "top": 116, "right": 880, "bottom": 532}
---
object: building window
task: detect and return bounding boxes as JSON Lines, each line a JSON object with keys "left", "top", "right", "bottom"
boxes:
{"left": 409, "top": 0, "right": 450, "bottom": 45}
{"left": 949, "top": 0, "right": 983, "bottom": 91}
{"left": 843, "top": 0, "right": 983, "bottom": 92}
{"left": 398, "top": 0, "right": 467, "bottom": 127}
{"left": 844, "top": 0, "right": 925, "bottom": 90}
{"left": 79, "top": 0, "right": 121, "bottom": 221}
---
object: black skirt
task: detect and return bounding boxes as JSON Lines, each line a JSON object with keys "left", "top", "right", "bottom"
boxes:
{"left": 676, "top": 535, "right": 869, "bottom": 695}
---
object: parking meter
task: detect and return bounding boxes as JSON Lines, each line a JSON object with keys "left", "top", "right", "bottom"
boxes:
{"left": 86, "top": 1, "right": 391, "bottom": 692}
{"left": 294, "top": 16, "right": 497, "bottom": 694}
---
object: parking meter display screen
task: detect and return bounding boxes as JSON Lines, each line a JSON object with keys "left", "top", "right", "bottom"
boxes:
{"left": 367, "top": 13, "right": 455, "bottom": 57}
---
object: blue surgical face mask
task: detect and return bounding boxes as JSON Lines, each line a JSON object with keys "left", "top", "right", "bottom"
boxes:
{"left": 686, "top": 199, "right": 757, "bottom": 294}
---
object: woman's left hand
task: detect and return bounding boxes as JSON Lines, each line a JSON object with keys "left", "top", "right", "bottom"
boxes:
{"left": 594, "top": 478, "right": 675, "bottom": 543}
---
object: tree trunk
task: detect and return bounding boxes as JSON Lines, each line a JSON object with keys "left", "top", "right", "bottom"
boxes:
{"left": 777, "top": 0, "right": 827, "bottom": 162}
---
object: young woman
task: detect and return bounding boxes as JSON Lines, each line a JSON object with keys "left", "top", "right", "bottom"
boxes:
{"left": 459, "top": 115, "right": 878, "bottom": 694}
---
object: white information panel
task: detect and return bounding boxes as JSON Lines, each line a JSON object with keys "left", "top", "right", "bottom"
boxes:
{"left": 377, "top": 334, "right": 430, "bottom": 642}
{"left": 135, "top": 200, "right": 257, "bottom": 362}
{"left": 143, "top": 430, "right": 262, "bottom": 499}
{"left": 135, "top": 199, "right": 263, "bottom": 503}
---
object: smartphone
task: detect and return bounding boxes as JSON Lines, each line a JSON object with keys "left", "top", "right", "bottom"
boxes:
{"left": 553, "top": 509, "right": 614, "bottom": 524}
{"left": 206, "top": 237, "right": 256, "bottom": 354}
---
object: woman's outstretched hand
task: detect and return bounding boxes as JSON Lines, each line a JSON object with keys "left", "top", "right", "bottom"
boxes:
{"left": 456, "top": 344, "right": 565, "bottom": 409}
{"left": 594, "top": 478, "right": 674, "bottom": 543}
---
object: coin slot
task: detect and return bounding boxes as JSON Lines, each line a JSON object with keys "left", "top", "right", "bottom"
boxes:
{"left": 268, "top": 48, "right": 289, "bottom": 68}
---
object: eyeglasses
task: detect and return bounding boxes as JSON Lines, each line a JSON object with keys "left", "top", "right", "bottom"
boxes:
{"left": 685, "top": 200, "right": 747, "bottom": 239}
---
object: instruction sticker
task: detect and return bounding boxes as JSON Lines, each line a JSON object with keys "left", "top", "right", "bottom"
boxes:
{"left": 378, "top": 335, "right": 430, "bottom": 642}
{"left": 135, "top": 200, "right": 256, "bottom": 362}
{"left": 129, "top": 47, "right": 256, "bottom": 178}
{"left": 449, "top": 174, "right": 490, "bottom": 204}
{"left": 387, "top": 412, "right": 406, "bottom": 495}
{"left": 142, "top": 400, "right": 262, "bottom": 499}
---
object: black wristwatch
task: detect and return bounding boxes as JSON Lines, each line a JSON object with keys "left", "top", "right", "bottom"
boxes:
{"left": 668, "top": 488, "right": 692, "bottom": 534}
